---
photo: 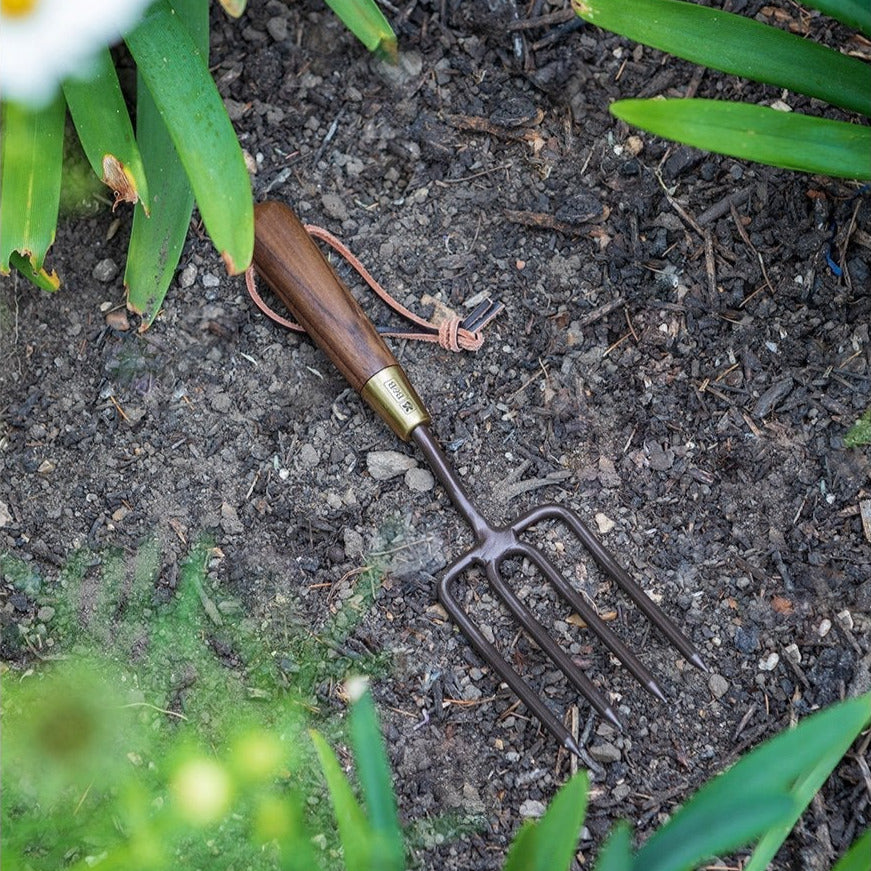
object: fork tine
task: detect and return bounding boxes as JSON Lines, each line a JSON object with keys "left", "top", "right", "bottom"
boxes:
{"left": 514, "top": 505, "right": 708, "bottom": 672}
{"left": 483, "top": 560, "right": 622, "bottom": 730}
{"left": 437, "top": 558, "right": 583, "bottom": 756}
{"left": 516, "top": 542, "right": 668, "bottom": 703}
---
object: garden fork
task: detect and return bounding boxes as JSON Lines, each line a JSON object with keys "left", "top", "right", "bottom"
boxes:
{"left": 252, "top": 200, "right": 707, "bottom": 755}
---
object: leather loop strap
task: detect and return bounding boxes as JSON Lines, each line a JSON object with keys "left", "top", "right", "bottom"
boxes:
{"left": 245, "top": 223, "right": 503, "bottom": 352}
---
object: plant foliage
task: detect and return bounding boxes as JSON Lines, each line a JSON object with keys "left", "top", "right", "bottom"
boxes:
{"left": 574, "top": 0, "right": 871, "bottom": 180}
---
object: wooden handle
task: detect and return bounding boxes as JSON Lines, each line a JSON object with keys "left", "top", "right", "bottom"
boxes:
{"left": 252, "top": 200, "right": 430, "bottom": 440}
{"left": 253, "top": 200, "right": 397, "bottom": 391}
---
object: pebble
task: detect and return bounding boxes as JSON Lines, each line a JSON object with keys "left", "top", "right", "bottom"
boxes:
{"left": 202, "top": 273, "right": 220, "bottom": 288}
{"left": 178, "top": 263, "right": 197, "bottom": 288}
{"left": 320, "top": 193, "right": 349, "bottom": 222}
{"left": 0, "top": 500, "right": 11, "bottom": 527}
{"left": 93, "top": 258, "right": 119, "bottom": 282}
{"left": 594, "top": 512, "right": 615, "bottom": 534}
{"left": 297, "top": 443, "right": 320, "bottom": 469}
{"left": 818, "top": 618, "right": 832, "bottom": 637}
{"left": 588, "top": 741, "right": 621, "bottom": 763}
{"left": 405, "top": 467, "right": 434, "bottom": 491}
{"left": 343, "top": 528, "right": 364, "bottom": 558}
{"left": 220, "top": 502, "right": 244, "bottom": 535}
{"left": 758, "top": 652, "right": 780, "bottom": 671}
{"left": 105, "top": 309, "right": 130, "bottom": 331}
{"left": 366, "top": 450, "right": 416, "bottom": 480}
{"left": 37, "top": 460, "right": 55, "bottom": 475}
{"left": 37, "top": 606, "right": 55, "bottom": 622}
{"left": 519, "top": 799, "right": 547, "bottom": 819}
{"left": 266, "top": 15, "right": 287, "bottom": 41}
{"left": 708, "top": 673, "right": 729, "bottom": 698}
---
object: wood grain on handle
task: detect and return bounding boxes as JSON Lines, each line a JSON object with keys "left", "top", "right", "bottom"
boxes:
{"left": 253, "top": 200, "right": 397, "bottom": 392}
{"left": 252, "top": 200, "right": 431, "bottom": 441}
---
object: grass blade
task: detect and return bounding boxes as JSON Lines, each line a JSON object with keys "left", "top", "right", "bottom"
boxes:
{"left": 832, "top": 828, "right": 871, "bottom": 871}
{"left": 503, "top": 771, "right": 588, "bottom": 871}
{"left": 324, "top": 0, "right": 398, "bottom": 62}
{"left": 803, "top": 0, "right": 871, "bottom": 38}
{"left": 309, "top": 729, "right": 371, "bottom": 871}
{"left": 349, "top": 687, "right": 405, "bottom": 870}
{"left": 573, "top": 0, "right": 871, "bottom": 117}
{"left": 638, "top": 693, "right": 871, "bottom": 871}
{"left": 125, "top": 0, "right": 253, "bottom": 274}
{"left": 592, "top": 822, "right": 633, "bottom": 871}
{"left": 62, "top": 48, "right": 149, "bottom": 211}
{"left": 124, "top": 0, "right": 205, "bottom": 327}
{"left": 611, "top": 99, "right": 871, "bottom": 179}
{"left": 635, "top": 792, "right": 794, "bottom": 871}
{"left": 0, "top": 96, "right": 64, "bottom": 287}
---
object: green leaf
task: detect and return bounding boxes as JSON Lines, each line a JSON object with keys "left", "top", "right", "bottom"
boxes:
{"left": 641, "top": 693, "right": 871, "bottom": 871}
{"left": 832, "top": 828, "right": 871, "bottom": 871}
{"left": 349, "top": 688, "right": 405, "bottom": 871}
{"left": 744, "top": 694, "right": 871, "bottom": 871}
{"left": 310, "top": 729, "right": 371, "bottom": 871}
{"left": 610, "top": 99, "right": 871, "bottom": 180}
{"left": 125, "top": 0, "right": 253, "bottom": 275}
{"left": 574, "top": 0, "right": 871, "bottom": 117}
{"left": 635, "top": 791, "right": 794, "bottom": 871}
{"left": 845, "top": 408, "right": 871, "bottom": 448}
{"left": 62, "top": 48, "right": 149, "bottom": 212}
{"left": 324, "top": 0, "right": 398, "bottom": 63}
{"left": 803, "top": 0, "right": 871, "bottom": 38}
{"left": 0, "top": 96, "right": 64, "bottom": 285}
{"left": 503, "top": 771, "right": 589, "bottom": 871}
{"left": 124, "top": 0, "right": 205, "bottom": 327}
{"left": 593, "top": 822, "right": 633, "bottom": 871}
{"left": 7, "top": 251, "right": 60, "bottom": 291}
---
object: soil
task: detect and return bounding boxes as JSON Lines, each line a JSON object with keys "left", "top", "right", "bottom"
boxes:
{"left": 2, "top": 1, "right": 870, "bottom": 869}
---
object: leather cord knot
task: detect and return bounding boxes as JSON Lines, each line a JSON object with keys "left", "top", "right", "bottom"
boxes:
{"left": 245, "top": 222, "right": 502, "bottom": 352}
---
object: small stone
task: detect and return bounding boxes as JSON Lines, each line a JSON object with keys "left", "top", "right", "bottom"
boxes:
{"left": 405, "top": 467, "right": 434, "bottom": 491}
{"left": 320, "top": 193, "right": 349, "bottom": 222}
{"left": 343, "top": 528, "right": 364, "bottom": 558}
{"left": 266, "top": 15, "right": 287, "bottom": 41}
{"left": 835, "top": 609, "right": 853, "bottom": 631}
{"left": 178, "top": 264, "right": 197, "bottom": 288}
{"left": 366, "top": 450, "right": 416, "bottom": 480}
{"left": 37, "top": 460, "right": 55, "bottom": 475}
{"left": 783, "top": 643, "right": 801, "bottom": 665}
{"left": 589, "top": 741, "right": 621, "bottom": 764}
{"left": 594, "top": 512, "right": 615, "bottom": 534}
{"left": 93, "top": 258, "right": 119, "bottom": 282}
{"left": 519, "top": 799, "right": 547, "bottom": 819}
{"left": 37, "top": 606, "right": 55, "bottom": 622}
{"left": 0, "top": 500, "right": 12, "bottom": 527}
{"left": 708, "top": 673, "right": 729, "bottom": 699}
{"left": 758, "top": 652, "right": 780, "bottom": 671}
{"left": 202, "top": 273, "right": 220, "bottom": 288}
{"left": 220, "top": 502, "right": 244, "bottom": 535}
{"left": 818, "top": 618, "right": 832, "bottom": 637}
{"left": 297, "top": 443, "right": 320, "bottom": 469}
{"left": 105, "top": 309, "right": 130, "bottom": 331}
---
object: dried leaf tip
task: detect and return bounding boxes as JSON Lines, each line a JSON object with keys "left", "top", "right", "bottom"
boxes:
{"left": 101, "top": 155, "right": 142, "bottom": 212}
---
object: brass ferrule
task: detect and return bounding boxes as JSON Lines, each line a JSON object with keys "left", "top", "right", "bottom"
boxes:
{"left": 360, "top": 365, "right": 431, "bottom": 441}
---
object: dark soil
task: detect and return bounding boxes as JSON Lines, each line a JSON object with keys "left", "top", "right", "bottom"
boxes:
{"left": 2, "top": 1, "right": 870, "bottom": 869}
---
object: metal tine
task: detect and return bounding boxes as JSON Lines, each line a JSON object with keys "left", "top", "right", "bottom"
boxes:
{"left": 514, "top": 541, "right": 668, "bottom": 703}
{"left": 512, "top": 504, "right": 708, "bottom": 672}
{"left": 437, "top": 555, "right": 583, "bottom": 757}
{"left": 482, "top": 558, "right": 622, "bottom": 730}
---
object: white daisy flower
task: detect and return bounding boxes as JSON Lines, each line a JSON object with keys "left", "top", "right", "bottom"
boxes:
{"left": 0, "top": 0, "right": 154, "bottom": 107}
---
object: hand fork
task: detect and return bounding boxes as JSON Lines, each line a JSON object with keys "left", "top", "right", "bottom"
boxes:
{"left": 252, "top": 200, "right": 707, "bottom": 756}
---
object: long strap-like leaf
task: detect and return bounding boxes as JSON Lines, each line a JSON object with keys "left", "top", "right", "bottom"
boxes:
{"left": 574, "top": 0, "right": 870, "bottom": 117}
{"left": 125, "top": 0, "right": 252, "bottom": 275}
